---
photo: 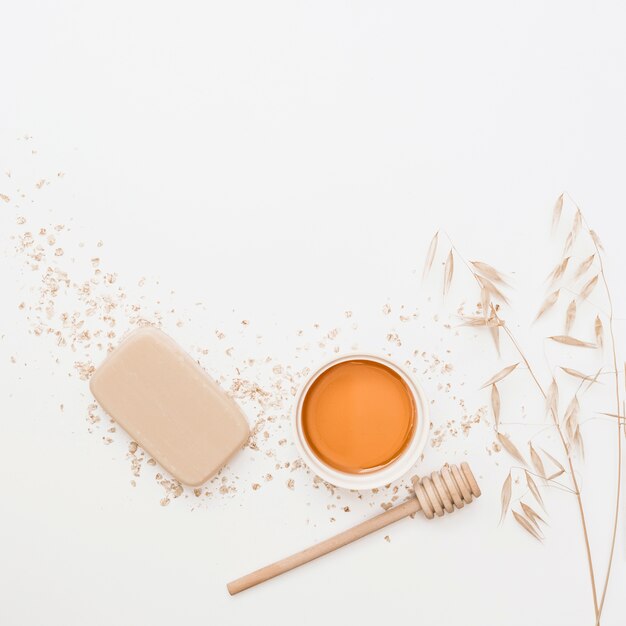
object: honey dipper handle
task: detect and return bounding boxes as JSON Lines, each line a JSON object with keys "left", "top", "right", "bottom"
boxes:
{"left": 227, "top": 497, "right": 421, "bottom": 595}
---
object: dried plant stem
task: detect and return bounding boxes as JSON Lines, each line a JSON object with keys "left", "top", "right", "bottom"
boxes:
{"left": 586, "top": 224, "right": 622, "bottom": 624}
{"left": 497, "top": 318, "right": 599, "bottom": 619}
{"left": 445, "top": 234, "right": 600, "bottom": 620}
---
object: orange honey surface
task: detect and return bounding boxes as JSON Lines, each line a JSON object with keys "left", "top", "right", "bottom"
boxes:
{"left": 302, "top": 359, "right": 416, "bottom": 474}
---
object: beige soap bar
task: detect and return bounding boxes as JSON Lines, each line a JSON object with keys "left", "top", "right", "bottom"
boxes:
{"left": 90, "top": 327, "right": 249, "bottom": 486}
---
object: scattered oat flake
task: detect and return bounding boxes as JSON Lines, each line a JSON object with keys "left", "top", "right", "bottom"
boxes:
{"left": 0, "top": 193, "right": 10, "bottom": 202}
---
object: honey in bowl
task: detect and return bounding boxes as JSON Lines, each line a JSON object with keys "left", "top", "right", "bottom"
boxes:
{"left": 301, "top": 359, "right": 416, "bottom": 474}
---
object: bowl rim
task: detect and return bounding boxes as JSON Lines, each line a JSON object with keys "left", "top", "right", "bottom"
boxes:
{"left": 293, "top": 353, "right": 429, "bottom": 490}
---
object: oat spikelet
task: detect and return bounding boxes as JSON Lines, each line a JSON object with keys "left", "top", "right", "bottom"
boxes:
{"left": 583, "top": 367, "right": 603, "bottom": 392}
{"left": 513, "top": 509, "right": 542, "bottom": 541}
{"left": 500, "top": 471, "right": 512, "bottom": 523}
{"left": 599, "top": 412, "right": 623, "bottom": 420}
{"left": 594, "top": 315, "right": 604, "bottom": 349}
{"left": 535, "top": 290, "right": 560, "bottom": 322}
{"left": 491, "top": 384, "right": 500, "bottom": 429}
{"left": 477, "top": 275, "right": 509, "bottom": 304}
{"left": 564, "top": 395, "right": 580, "bottom": 441}
{"left": 547, "top": 469, "right": 565, "bottom": 480}
{"left": 546, "top": 257, "right": 570, "bottom": 287}
{"left": 489, "top": 324, "right": 501, "bottom": 356}
{"left": 480, "top": 286, "right": 490, "bottom": 320}
{"left": 443, "top": 249, "right": 454, "bottom": 296}
{"left": 575, "top": 426, "right": 585, "bottom": 459}
{"left": 549, "top": 335, "right": 596, "bottom": 348}
{"left": 529, "top": 443, "right": 546, "bottom": 478}
{"left": 572, "top": 208, "right": 582, "bottom": 237}
{"left": 552, "top": 194, "right": 564, "bottom": 232}
{"left": 460, "top": 316, "right": 501, "bottom": 327}
{"left": 471, "top": 261, "right": 508, "bottom": 286}
{"left": 574, "top": 253, "right": 595, "bottom": 280}
{"left": 563, "top": 231, "right": 574, "bottom": 257}
{"left": 540, "top": 448, "right": 566, "bottom": 475}
{"left": 497, "top": 432, "right": 526, "bottom": 465}
{"left": 520, "top": 502, "right": 546, "bottom": 529}
{"left": 481, "top": 363, "right": 519, "bottom": 389}
{"left": 580, "top": 274, "right": 598, "bottom": 299}
{"left": 525, "top": 470, "right": 544, "bottom": 508}
{"left": 546, "top": 378, "right": 559, "bottom": 420}
{"left": 422, "top": 231, "right": 439, "bottom": 279}
{"left": 590, "top": 229, "right": 604, "bottom": 252}
{"left": 565, "top": 299, "right": 576, "bottom": 335}
{"left": 560, "top": 366, "right": 598, "bottom": 383}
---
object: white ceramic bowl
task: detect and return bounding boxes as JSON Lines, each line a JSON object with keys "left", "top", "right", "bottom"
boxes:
{"left": 293, "top": 354, "right": 429, "bottom": 490}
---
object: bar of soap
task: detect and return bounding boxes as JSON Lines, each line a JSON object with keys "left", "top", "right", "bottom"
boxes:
{"left": 90, "top": 327, "right": 249, "bottom": 486}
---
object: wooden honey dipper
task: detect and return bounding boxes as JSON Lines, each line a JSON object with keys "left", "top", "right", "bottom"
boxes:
{"left": 227, "top": 462, "right": 481, "bottom": 595}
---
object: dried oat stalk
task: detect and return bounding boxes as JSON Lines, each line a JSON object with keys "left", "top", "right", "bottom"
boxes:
{"left": 433, "top": 197, "right": 621, "bottom": 620}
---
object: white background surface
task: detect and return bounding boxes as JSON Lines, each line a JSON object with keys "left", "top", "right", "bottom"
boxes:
{"left": 2, "top": 2, "right": 626, "bottom": 625}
